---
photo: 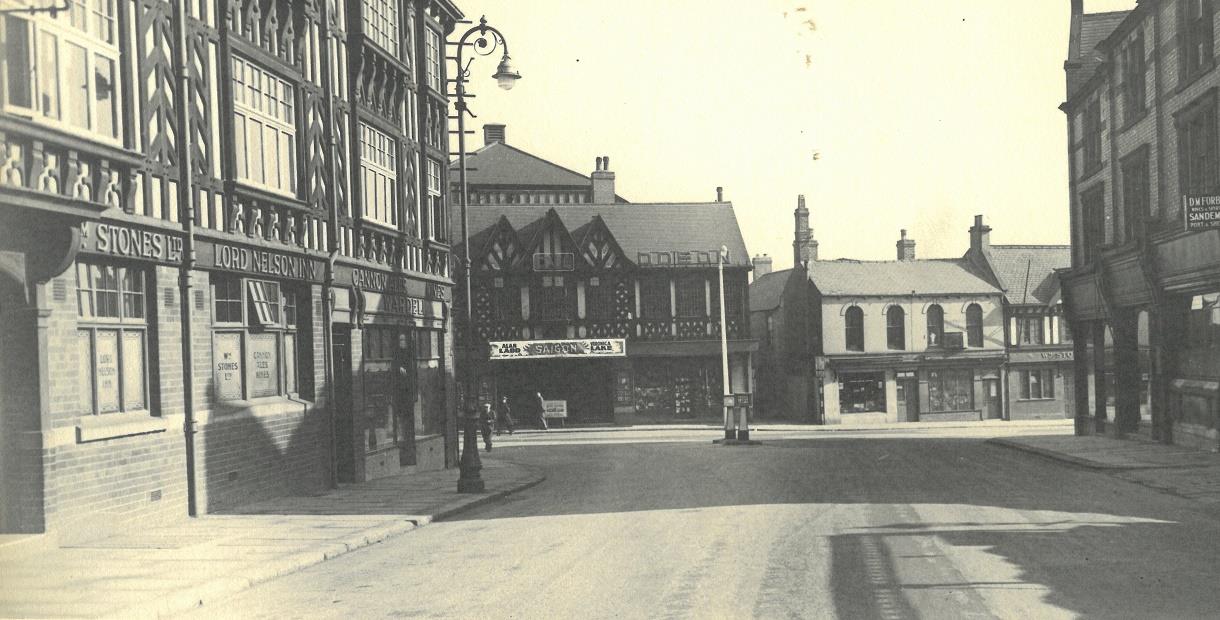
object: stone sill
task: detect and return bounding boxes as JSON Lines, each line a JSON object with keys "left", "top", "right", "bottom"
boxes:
{"left": 77, "top": 411, "right": 169, "bottom": 444}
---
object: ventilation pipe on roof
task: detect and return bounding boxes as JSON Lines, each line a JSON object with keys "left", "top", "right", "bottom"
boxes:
{"left": 716, "top": 186, "right": 724, "bottom": 202}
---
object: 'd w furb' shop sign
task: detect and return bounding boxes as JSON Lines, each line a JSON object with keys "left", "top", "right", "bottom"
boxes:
{"left": 488, "top": 338, "right": 626, "bottom": 360}
{"left": 1184, "top": 194, "right": 1220, "bottom": 231}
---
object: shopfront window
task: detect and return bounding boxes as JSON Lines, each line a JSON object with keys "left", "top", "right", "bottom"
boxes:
{"left": 76, "top": 261, "right": 150, "bottom": 415}
{"left": 838, "top": 372, "right": 885, "bottom": 413}
{"left": 927, "top": 368, "right": 974, "bottom": 412}
{"left": 1020, "top": 368, "right": 1056, "bottom": 400}
{"left": 211, "top": 275, "right": 309, "bottom": 401}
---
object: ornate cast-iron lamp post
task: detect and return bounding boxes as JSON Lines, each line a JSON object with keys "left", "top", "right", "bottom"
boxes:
{"left": 451, "top": 16, "right": 520, "bottom": 493}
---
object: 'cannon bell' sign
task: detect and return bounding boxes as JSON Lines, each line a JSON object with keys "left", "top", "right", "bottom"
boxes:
{"left": 489, "top": 338, "right": 626, "bottom": 360}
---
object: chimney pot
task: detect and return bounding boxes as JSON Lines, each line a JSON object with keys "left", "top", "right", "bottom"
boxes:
{"left": 716, "top": 186, "right": 723, "bottom": 202}
{"left": 591, "top": 155, "right": 616, "bottom": 203}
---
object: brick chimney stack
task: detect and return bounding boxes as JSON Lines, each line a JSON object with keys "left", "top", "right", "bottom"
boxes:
{"left": 969, "top": 214, "right": 992, "bottom": 254}
{"left": 591, "top": 155, "right": 616, "bottom": 204}
{"left": 752, "top": 254, "right": 772, "bottom": 278}
{"left": 896, "top": 229, "right": 916, "bottom": 261}
{"left": 483, "top": 123, "right": 506, "bottom": 146}
{"left": 793, "top": 194, "right": 818, "bottom": 266}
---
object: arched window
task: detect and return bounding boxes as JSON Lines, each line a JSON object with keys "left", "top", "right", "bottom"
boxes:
{"left": 845, "top": 306, "right": 864, "bottom": 351}
{"left": 886, "top": 305, "right": 905, "bottom": 350}
{"left": 966, "top": 303, "right": 983, "bottom": 347}
{"left": 926, "top": 304, "right": 944, "bottom": 348}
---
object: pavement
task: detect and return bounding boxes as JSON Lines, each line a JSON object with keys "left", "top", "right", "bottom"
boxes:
{"left": 990, "top": 433, "right": 1220, "bottom": 508}
{"left": 0, "top": 458, "right": 544, "bottom": 620}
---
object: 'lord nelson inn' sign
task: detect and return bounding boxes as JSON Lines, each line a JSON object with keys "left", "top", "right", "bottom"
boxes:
{"left": 489, "top": 339, "right": 627, "bottom": 360}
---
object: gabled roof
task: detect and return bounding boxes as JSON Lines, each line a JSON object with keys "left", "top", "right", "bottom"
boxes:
{"left": 807, "top": 259, "right": 1001, "bottom": 297}
{"left": 985, "top": 245, "right": 1071, "bottom": 306}
{"left": 460, "top": 204, "right": 751, "bottom": 268}
{"left": 750, "top": 269, "right": 794, "bottom": 312}
{"left": 1067, "top": 10, "right": 1130, "bottom": 98}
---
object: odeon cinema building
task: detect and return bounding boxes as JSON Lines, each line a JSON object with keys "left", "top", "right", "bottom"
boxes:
{"left": 0, "top": 0, "right": 464, "bottom": 542}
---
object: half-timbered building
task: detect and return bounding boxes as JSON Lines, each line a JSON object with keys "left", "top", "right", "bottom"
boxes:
{"left": 0, "top": 0, "right": 462, "bottom": 543}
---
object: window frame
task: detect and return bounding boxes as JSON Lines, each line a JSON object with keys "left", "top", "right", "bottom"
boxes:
{"left": 1079, "top": 184, "right": 1107, "bottom": 262}
{"left": 639, "top": 277, "right": 670, "bottom": 319}
{"left": 927, "top": 368, "right": 975, "bottom": 413}
{"left": 1120, "top": 146, "right": 1151, "bottom": 241}
{"left": 1176, "top": 91, "right": 1219, "bottom": 200}
{"left": 844, "top": 305, "right": 864, "bottom": 352}
{"left": 76, "top": 261, "right": 151, "bottom": 416}
{"left": 926, "top": 304, "right": 945, "bottom": 348}
{"left": 232, "top": 56, "right": 298, "bottom": 196}
{"left": 1019, "top": 368, "right": 1056, "bottom": 400}
{"left": 1020, "top": 317, "right": 1046, "bottom": 345}
{"left": 1, "top": 6, "right": 122, "bottom": 144}
{"left": 359, "top": 121, "right": 400, "bottom": 229}
{"left": 1120, "top": 31, "right": 1147, "bottom": 125}
{"left": 675, "top": 276, "right": 705, "bottom": 318}
{"left": 424, "top": 25, "right": 442, "bottom": 92}
{"left": 1082, "top": 96, "right": 1103, "bottom": 174}
{"left": 1180, "top": 0, "right": 1216, "bottom": 82}
{"left": 530, "top": 275, "right": 570, "bottom": 322}
{"left": 886, "top": 305, "right": 905, "bottom": 350}
{"left": 587, "top": 277, "right": 616, "bottom": 320}
{"left": 361, "top": 0, "right": 401, "bottom": 59}
{"left": 210, "top": 274, "right": 308, "bottom": 402}
{"left": 427, "top": 158, "right": 445, "bottom": 241}
{"left": 966, "top": 303, "right": 983, "bottom": 348}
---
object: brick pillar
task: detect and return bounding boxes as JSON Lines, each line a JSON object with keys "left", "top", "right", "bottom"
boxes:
{"left": 1092, "top": 321, "right": 1108, "bottom": 434}
{"left": 1112, "top": 309, "right": 1142, "bottom": 435}
{"left": 1071, "top": 319, "right": 1090, "bottom": 436}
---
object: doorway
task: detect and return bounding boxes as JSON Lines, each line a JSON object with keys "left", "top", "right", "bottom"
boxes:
{"left": 896, "top": 373, "right": 920, "bottom": 422}
{"left": 983, "top": 378, "right": 1002, "bottom": 419}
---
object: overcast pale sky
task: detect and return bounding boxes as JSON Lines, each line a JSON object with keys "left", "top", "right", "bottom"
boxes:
{"left": 450, "top": 1, "right": 1137, "bottom": 268}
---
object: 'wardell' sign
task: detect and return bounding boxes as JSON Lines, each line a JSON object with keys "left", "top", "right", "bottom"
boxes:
{"left": 1184, "top": 194, "right": 1220, "bottom": 231}
{"left": 488, "top": 338, "right": 626, "bottom": 360}
{"left": 210, "top": 242, "right": 322, "bottom": 282}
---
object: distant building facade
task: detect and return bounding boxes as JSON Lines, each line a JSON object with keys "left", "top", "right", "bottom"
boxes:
{"left": 1060, "top": 0, "right": 1220, "bottom": 448}
{"left": 451, "top": 127, "right": 755, "bottom": 422}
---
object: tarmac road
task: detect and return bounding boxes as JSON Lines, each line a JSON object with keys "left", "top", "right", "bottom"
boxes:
{"left": 181, "top": 427, "right": 1220, "bottom": 619}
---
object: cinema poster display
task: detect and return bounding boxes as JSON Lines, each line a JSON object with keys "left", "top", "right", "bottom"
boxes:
{"left": 488, "top": 338, "right": 626, "bottom": 360}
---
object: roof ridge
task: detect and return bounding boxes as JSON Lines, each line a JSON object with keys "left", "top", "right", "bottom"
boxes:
{"left": 1082, "top": 9, "right": 1132, "bottom": 18}
{"left": 991, "top": 244, "right": 1071, "bottom": 249}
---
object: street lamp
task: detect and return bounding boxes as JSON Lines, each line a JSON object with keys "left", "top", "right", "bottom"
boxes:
{"left": 718, "top": 244, "right": 733, "bottom": 441}
{"left": 452, "top": 16, "right": 520, "bottom": 494}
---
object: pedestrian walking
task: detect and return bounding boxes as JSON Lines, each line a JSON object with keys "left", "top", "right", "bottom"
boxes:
{"left": 497, "top": 396, "right": 515, "bottom": 435}
{"left": 479, "top": 402, "right": 494, "bottom": 451}
{"left": 535, "top": 391, "right": 549, "bottom": 431}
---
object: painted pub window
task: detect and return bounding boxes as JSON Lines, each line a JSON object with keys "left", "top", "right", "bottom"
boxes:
{"left": 927, "top": 369, "right": 974, "bottom": 412}
{"left": 838, "top": 372, "right": 885, "bottom": 413}
{"left": 1, "top": 3, "right": 121, "bottom": 142}
{"left": 211, "top": 275, "right": 309, "bottom": 401}
{"left": 76, "top": 261, "right": 150, "bottom": 415}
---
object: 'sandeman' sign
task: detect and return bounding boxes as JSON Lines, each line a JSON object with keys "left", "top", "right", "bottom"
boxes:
{"left": 488, "top": 338, "right": 626, "bottom": 359}
{"left": 1184, "top": 194, "right": 1220, "bottom": 231}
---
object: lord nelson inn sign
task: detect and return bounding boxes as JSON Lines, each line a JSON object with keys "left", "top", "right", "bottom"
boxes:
{"left": 489, "top": 339, "right": 627, "bottom": 360}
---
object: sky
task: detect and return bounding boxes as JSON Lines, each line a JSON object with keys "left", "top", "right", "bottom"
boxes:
{"left": 450, "top": 0, "right": 1137, "bottom": 269}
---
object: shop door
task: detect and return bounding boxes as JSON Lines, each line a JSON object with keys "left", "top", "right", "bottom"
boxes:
{"left": 983, "top": 378, "right": 1002, "bottom": 419}
{"left": 896, "top": 377, "right": 920, "bottom": 422}
{"left": 333, "top": 326, "right": 355, "bottom": 483}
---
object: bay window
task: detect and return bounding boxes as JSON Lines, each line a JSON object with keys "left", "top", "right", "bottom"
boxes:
{"left": 212, "top": 275, "right": 309, "bottom": 401}
{"left": 232, "top": 57, "right": 297, "bottom": 195}
{"left": 360, "top": 122, "right": 399, "bottom": 228}
{"left": 76, "top": 261, "right": 150, "bottom": 415}
{"left": 362, "top": 0, "right": 400, "bottom": 58}
{"left": 2, "top": 2, "right": 121, "bottom": 141}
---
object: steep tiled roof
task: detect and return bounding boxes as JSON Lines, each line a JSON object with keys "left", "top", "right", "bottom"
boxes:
{"left": 986, "top": 245, "right": 1071, "bottom": 305}
{"left": 749, "top": 269, "right": 794, "bottom": 312}
{"left": 1067, "top": 11, "right": 1130, "bottom": 98}
{"left": 460, "top": 204, "right": 751, "bottom": 267}
{"left": 807, "top": 259, "right": 1000, "bottom": 297}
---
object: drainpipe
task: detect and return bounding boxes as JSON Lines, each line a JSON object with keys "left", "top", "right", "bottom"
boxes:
{"left": 172, "top": 0, "right": 198, "bottom": 516}
{"left": 318, "top": 0, "right": 341, "bottom": 488}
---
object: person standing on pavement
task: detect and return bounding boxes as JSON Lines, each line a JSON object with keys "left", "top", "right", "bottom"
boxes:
{"left": 535, "top": 391, "right": 549, "bottom": 431}
{"left": 479, "top": 402, "right": 494, "bottom": 451}
{"left": 496, "top": 396, "right": 515, "bottom": 435}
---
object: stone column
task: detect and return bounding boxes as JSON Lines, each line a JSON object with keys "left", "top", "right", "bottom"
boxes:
{"left": 1092, "top": 321, "right": 1108, "bottom": 434}
{"left": 1112, "top": 309, "right": 1142, "bottom": 435}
